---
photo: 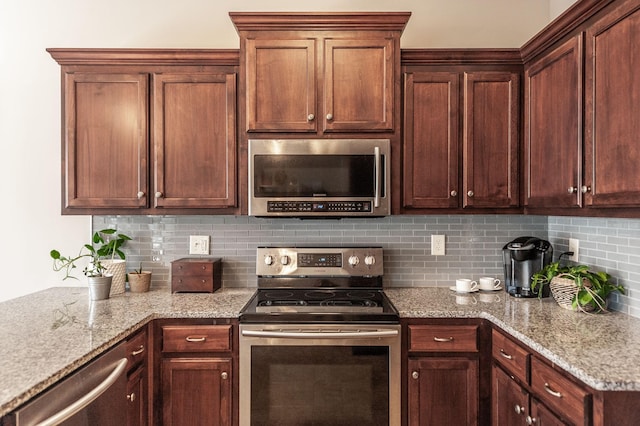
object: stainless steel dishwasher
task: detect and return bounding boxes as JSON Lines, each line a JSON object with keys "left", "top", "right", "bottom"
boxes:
{"left": 8, "top": 342, "right": 128, "bottom": 426}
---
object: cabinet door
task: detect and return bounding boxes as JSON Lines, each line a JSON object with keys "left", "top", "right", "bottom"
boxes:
{"left": 323, "top": 38, "right": 394, "bottom": 132}
{"left": 153, "top": 73, "right": 237, "bottom": 208}
{"left": 463, "top": 72, "right": 519, "bottom": 208}
{"left": 584, "top": 1, "right": 640, "bottom": 207}
{"left": 492, "top": 364, "right": 528, "bottom": 426}
{"left": 127, "top": 365, "right": 147, "bottom": 426}
{"left": 524, "top": 35, "right": 583, "bottom": 208}
{"left": 162, "top": 358, "right": 231, "bottom": 426}
{"left": 408, "top": 357, "right": 478, "bottom": 426}
{"left": 245, "top": 39, "right": 316, "bottom": 132}
{"left": 403, "top": 72, "right": 460, "bottom": 209}
{"left": 64, "top": 72, "right": 148, "bottom": 209}
{"left": 529, "top": 398, "right": 566, "bottom": 426}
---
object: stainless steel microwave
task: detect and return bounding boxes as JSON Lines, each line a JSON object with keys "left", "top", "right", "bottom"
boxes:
{"left": 248, "top": 139, "right": 390, "bottom": 217}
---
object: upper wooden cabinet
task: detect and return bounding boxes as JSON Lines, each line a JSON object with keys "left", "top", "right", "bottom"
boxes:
{"left": 584, "top": 0, "right": 640, "bottom": 208}
{"left": 402, "top": 57, "right": 520, "bottom": 212}
{"left": 48, "top": 49, "right": 238, "bottom": 214}
{"left": 230, "top": 12, "right": 410, "bottom": 135}
{"left": 524, "top": 35, "right": 583, "bottom": 209}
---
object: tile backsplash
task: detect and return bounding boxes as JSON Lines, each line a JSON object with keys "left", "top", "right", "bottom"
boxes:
{"left": 93, "top": 214, "right": 640, "bottom": 318}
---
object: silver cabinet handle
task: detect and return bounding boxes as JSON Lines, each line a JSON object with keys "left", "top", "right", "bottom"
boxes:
{"left": 35, "top": 358, "right": 128, "bottom": 426}
{"left": 221, "top": 372, "right": 228, "bottom": 380}
{"left": 514, "top": 404, "right": 526, "bottom": 415}
{"left": 155, "top": 191, "right": 163, "bottom": 198}
{"left": 136, "top": 191, "right": 145, "bottom": 199}
{"left": 543, "top": 382, "right": 563, "bottom": 398}
{"left": 450, "top": 190, "right": 458, "bottom": 197}
{"left": 411, "top": 371, "right": 419, "bottom": 380}
{"left": 433, "top": 336, "right": 454, "bottom": 342}
{"left": 131, "top": 345, "right": 145, "bottom": 356}
{"left": 185, "top": 336, "right": 207, "bottom": 342}
{"left": 499, "top": 349, "right": 513, "bottom": 360}
{"left": 467, "top": 190, "right": 474, "bottom": 197}
{"left": 581, "top": 185, "right": 592, "bottom": 193}
{"left": 568, "top": 186, "right": 578, "bottom": 194}
{"left": 307, "top": 113, "right": 315, "bottom": 121}
{"left": 326, "top": 113, "right": 333, "bottom": 120}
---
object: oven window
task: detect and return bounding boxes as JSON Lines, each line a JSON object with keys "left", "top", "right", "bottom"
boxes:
{"left": 251, "top": 346, "right": 389, "bottom": 425}
{"left": 253, "top": 155, "right": 385, "bottom": 198}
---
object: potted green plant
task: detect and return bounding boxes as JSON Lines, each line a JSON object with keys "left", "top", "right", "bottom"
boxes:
{"left": 127, "top": 262, "right": 152, "bottom": 293}
{"left": 531, "top": 261, "right": 624, "bottom": 313}
{"left": 50, "top": 229, "right": 131, "bottom": 300}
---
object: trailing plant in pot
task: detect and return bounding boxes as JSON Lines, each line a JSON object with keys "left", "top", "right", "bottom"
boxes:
{"left": 50, "top": 229, "right": 132, "bottom": 300}
{"left": 531, "top": 259, "right": 624, "bottom": 313}
{"left": 127, "top": 262, "right": 152, "bottom": 293}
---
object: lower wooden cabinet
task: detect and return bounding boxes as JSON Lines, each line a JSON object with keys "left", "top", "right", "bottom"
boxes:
{"left": 161, "top": 358, "right": 231, "bottom": 426}
{"left": 492, "top": 364, "right": 530, "bottom": 425}
{"left": 156, "top": 321, "right": 234, "bottom": 426}
{"left": 126, "top": 326, "right": 149, "bottom": 426}
{"left": 409, "top": 357, "right": 479, "bottom": 425}
{"left": 406, "top": 322, "right": 484, "bottom": 426}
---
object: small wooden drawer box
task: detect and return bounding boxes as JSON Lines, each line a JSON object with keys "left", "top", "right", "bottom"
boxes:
{"left": 171, "top": 258, "right": 222, "bottom": 293}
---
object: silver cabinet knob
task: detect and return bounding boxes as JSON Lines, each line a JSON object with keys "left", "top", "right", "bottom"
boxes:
{"left": 155, "top": 191, "right": 163, "bottom": 198}
{"left": 127, "top": 392, "right": 136, "bottom": 402}
{"left": 221, "top": 372, "right": 228, "bottom": 380}
{"left": 467, "top": 190, "right": 474, "bottom": 197}
{"left": 326, "top": 113, "right": 333, "bottom": 121}
{"left": 526, "top": 416, "right": 537, "bottom": 425}
{"left": 567, "top": 187, "right": 578, "bottom": 194}
{"left": 307, "top": 113, "right": 315, "bottom": 121}
{"left": 450, "top": 190, "right": 458, "bottom": 197}
{"left": 411, "top": 371, "right": 419, "bottom": 380}
{"left": 581, "top": 185, "right": 592, "bottom": 193}
{"left": 137, "top": 191, "right": 145, "bottom": 199}
{"left": 514, "top": 405, "right": 526, "bottom": 415}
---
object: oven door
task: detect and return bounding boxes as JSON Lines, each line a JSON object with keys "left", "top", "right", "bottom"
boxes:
{"left": 239, "top": 323, "right": 401, "bottom": 426}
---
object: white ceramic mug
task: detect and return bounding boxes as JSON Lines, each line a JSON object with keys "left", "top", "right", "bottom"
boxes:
{"left": 479, "top": 277, "right": 502, "bottom": 291}
{"left": 455, "top": 278, "right": 478, "bottom": 292}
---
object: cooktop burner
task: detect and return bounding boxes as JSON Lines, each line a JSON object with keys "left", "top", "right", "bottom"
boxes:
{"left": 239, "top": 246, "right": 399, "bottom": 323}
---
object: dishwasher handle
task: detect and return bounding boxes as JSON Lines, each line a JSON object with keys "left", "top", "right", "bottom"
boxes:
{"left": 35, "top": 358, "right": 128, "bottom": 426}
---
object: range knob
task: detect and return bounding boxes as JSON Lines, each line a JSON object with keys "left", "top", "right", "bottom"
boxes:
{"left": 364, "top": 255, "right": 376, "bottom": 266}
{"left": 264, "top": 255, "right": 274, "bottom": 266}
{"left": 348, "top": 255, "right": 360, "bottom": 266}
{"left": 280, "top": 255, "right": 290, "bottom": 265}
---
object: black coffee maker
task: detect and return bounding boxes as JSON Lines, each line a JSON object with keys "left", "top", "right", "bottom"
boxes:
{"left": 503, "top": 237, "right": 553, "bottom": 298}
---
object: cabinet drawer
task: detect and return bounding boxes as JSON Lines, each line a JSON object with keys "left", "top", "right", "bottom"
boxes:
{"left": 408, "top": 325, "right": 478, "bottom": 352}
{"left": 172, "top": 277, "right": 216, "bottom": 293}
{"left": 126, "top": 327, "right": 148, "bottom": 371}
{"left": 162, "top": 325, "right": 232, "bottom": 353}
{"left": 531, "top": 357, "right": 590, "bottom": 425}
{"left": 492, "top": 329, "right": 530, "bottom": 384}
{"left": 172, "top": 261, "right": 216, "bottom": 276}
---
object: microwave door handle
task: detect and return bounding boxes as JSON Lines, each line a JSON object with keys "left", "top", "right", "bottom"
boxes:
{"left": 374, "top": 146, "right": 381, "bottom": 208}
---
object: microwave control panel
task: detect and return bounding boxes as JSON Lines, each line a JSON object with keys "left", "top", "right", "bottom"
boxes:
{"left": 267, "top": 201, "right": 372, "bottom": 213}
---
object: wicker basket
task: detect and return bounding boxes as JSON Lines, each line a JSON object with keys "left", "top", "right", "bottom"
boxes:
{"left": 550, "top": 275, "right": 606, "bottom": 313}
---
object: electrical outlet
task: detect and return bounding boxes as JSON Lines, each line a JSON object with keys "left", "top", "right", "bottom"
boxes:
{"left": 189, "top": 235, "right": 210, "bottom": 255}
{"left": 431, "top": 235, "right": 446, "bottom": 256}
{"left": 568, "top": 238, "right": 579, "bottom": 262}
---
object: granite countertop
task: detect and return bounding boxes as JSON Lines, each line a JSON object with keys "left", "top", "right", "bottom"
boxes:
{"left": 2, "top": 286, "right": 640, "bottom": 418}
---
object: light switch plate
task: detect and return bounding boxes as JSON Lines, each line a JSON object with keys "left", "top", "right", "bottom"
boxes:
{"left": 189, "top": 235, "right": 210, "bottom": 255}
{"left": 568, "top": 238, "right": 579, "bottom": 262}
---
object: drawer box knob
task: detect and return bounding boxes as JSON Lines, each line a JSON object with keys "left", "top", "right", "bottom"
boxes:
{"left": 411, "top": 371, "right": 419, "bottom": 380}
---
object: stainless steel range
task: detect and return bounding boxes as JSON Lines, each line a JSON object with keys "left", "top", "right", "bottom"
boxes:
{"left": 239, "top": 247, "right": 400, "bottom": 426}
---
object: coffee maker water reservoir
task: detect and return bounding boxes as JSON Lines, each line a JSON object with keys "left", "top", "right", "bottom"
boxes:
{"left": 503, "top": 237, "right": 553, "bottom": 298}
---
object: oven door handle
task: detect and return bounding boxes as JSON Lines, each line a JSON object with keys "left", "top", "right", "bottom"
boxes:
{"left": 374, "top": 146, "right": 381, "bottom": 208}
{"left": 241, "top": 329, "right": 399, "bottom": 339}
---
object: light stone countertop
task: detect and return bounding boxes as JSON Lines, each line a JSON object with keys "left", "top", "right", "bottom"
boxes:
{"left": 2, "top": 286, "right": 640, "bottom": 418}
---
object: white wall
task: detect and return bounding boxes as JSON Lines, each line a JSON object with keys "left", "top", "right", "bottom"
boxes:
{"left": 0, "top": 0, "right": 564, "bottom": 302}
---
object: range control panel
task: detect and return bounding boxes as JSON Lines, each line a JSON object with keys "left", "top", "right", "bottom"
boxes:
{"left": 256, "top": 247, "right": 383, "bottom": 277}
